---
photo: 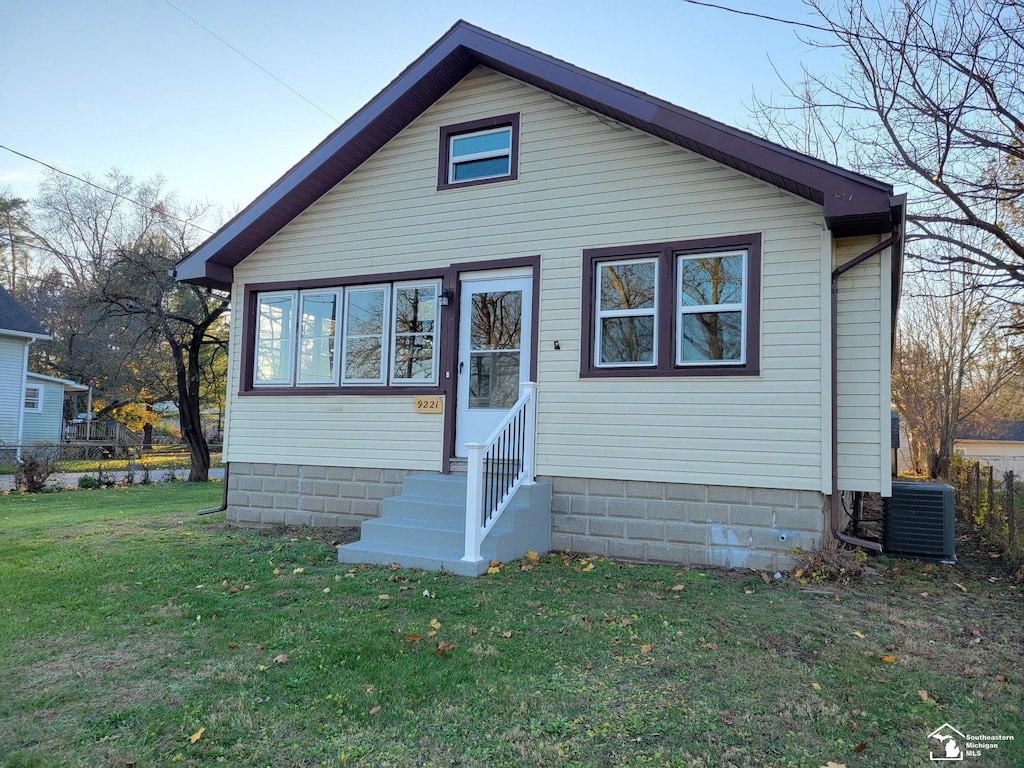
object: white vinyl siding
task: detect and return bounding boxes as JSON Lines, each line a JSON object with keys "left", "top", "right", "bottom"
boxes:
{"left": 226, "top": 67, "right": 887, "bottom": 491}
{"left": 21, "top": 377, "right": 64, "bottom": 444}
{"left": 0, "top": 336, "right": 28, "bottom": 444}
{"left": 833, "top": 235, "right": 891, "bottom": 494}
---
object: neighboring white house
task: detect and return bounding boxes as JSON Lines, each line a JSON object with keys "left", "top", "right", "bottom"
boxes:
{"left": 0, "top": 285, "right": 51, "bottom": 446}
{"left": 174, "top": 22, "right": 905, "bottom": 571}
{"left": 956, "top": 422, "right": 1024, "bottom": 476}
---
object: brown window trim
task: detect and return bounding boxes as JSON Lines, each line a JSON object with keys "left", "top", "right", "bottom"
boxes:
{"left": 580, "top": 234, "right": 761, "bottom": 378}
{"left": 437, "top": 113, "right": 520, "bottom": 191}
{"left": 240, "top": 267, "right": 449, "bottom": 396}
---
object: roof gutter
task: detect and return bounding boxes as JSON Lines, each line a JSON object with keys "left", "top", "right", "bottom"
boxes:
{"left": 829, "top": 226, "right": 901, "bottom": 551}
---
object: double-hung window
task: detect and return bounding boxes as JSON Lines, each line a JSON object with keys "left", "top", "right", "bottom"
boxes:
{"left": 438, "top": 114, "right": 519, "bottom": 189}
{"left": 582, "top": 234, "right": 760, "bottom": 377}
{"left": 250, "top": 279, "right": 441, "bottom": 390}
{"left": 24, "top": 386, "right": 42, "bottom": 411}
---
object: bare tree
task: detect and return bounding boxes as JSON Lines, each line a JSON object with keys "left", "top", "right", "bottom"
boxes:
{"left": 893, "top": 265, "right": 1016, "bottom": 477}
{"left": 752, "top": 0, "right": 1024, "bottom": 293}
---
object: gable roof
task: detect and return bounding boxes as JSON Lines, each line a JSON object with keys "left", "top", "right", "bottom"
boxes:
{"left": 0, "top": 285, "right": 49, "bottom": 339}
{"left": 175, "top": 20, "right": 904, "bottom": 290}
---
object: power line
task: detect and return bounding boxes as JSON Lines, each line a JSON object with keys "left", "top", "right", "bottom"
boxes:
{"left": 0, "top": 144, "right": 215, "bottom": 235}
{"left": 678, "top": 0, "right": 1014, "bottom": 67}
{"left": 166, "top": 1, "right": 340, "bottom": 124}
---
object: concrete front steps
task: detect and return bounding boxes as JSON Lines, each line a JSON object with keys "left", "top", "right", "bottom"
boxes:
{"left": 336, "top": 472, "right": 552, "bottom": 576}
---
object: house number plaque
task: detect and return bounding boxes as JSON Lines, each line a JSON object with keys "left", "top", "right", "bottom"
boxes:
{"left": 414, "top": 396, "right": 443, "bottom": 414}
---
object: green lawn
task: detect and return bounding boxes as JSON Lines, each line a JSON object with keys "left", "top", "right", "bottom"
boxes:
{"left": 0, "top": 484, "right": 1021, "bottom": 767}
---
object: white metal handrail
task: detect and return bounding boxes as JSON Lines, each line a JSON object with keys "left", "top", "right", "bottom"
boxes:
{"left": 462, "top": 381, "right": 537, "bottom": 564}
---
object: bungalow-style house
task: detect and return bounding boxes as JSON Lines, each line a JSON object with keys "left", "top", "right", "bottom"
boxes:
{"left": 175, "top": 22, "right": 905, "bottom": 574}
{"left": 0, "top": 285, "right": 51, "bottom": 446}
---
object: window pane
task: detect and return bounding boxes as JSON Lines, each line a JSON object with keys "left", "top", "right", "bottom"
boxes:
{"left": 346, "top": 289, "right": 385, "bottom": 335}
{"left": 679, "top": 254, "right": 743, "bottom": 307}
{"left": 680, "top": 311, "right": 742, "bottom": 361}
{"left": 393, "top": 335, "right": 434, "bottom": 381}
{"left": 343, "top": 337, "right": 383, "bottom": 380}
{"left": 600, "top": 316, "right": 655, "bottom": 364}
{"left": 343, "top": 288, "right": 386, "bottom": 382}
{"left": 600, "top": 261, "right": 656, "bottom": 311}
{"left": 453, "top": 156, "right": 511, "bottom": 181}
{"left": 255, "top": 294, "right": 294, "bottom": 383}
{"left": 470, "top": 291, "right": 522, "bottom": 350}
{"left": 452, "top": 128, "right": 511, "bottom": 157}
{"left": 299, "top": 293, "right": 337, "bottom": 382}
{"left": 469, "top": 351, "right": 520, "bottom": 408}
{"left": 394, "top": 286, "right": 436, "bottom": 334}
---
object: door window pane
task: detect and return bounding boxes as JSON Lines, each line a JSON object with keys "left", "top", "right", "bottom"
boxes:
{"left": 469, "top": 351, "right": 520, "bottom": 408}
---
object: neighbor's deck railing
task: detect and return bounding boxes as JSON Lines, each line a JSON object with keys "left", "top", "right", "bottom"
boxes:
{"left": 463, "top": 382, "right": 537, "bottom": 564}
{"left": 63, "top": 420, "right": 143, "bottom": 447}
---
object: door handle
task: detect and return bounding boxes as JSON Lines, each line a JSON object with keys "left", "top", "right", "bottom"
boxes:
{"left": 459, "top": 361, "right": 464, "bottom": 374}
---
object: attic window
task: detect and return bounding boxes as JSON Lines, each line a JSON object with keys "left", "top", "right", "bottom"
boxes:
{"left": 438, "top": 114, "right": 519, "bottom": 190}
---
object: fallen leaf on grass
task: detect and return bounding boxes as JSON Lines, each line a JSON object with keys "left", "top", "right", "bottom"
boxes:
{"left": 760, "top": 571, "right": 771, "bottom": 584}
{"left": 292, "top": 567, "right": 304, "bottom": 574}
{"left": 853, "top": 741, "right": 868, "bottom": 753}
{"left": 996, "top": 674, "right": 1008, "bottom": 682}
{"left": 468, "top": 626, "right": 479, "bottom": 635}
{"left": 670, "top": 584, "right": 686, "bottom": 591}
{"left": 880, "top": 655, "right": 896, "bottom": 663}
{"left": 820, "top": 763, "right": 846, "bottom": 768}
{"left": 581, "top": 563, "right": 595, "bottom": 572}
{"left": 423, "top": 589, "right": 435, "bottom": 598}
{"left": 501, "top": 630, "right": 513, "bottom": 638}
{"left": 812, "top": 682, "right": 822, "bottom": 691}
{"left": 917, "top": 689, "right": 930, "bottom": 701}
{"left": 227, "top": 642, "right": 238, "bottom": 649}
{"left": 378, "top": 594, "right": 390, "bottom": 600}
{"left": 274, "top": 653, "right": 289, "bottom": 664}
{"left": 525, "top": 550, "right": 540, "bottom": 565}
{"left": 189, "top": 726, "right": 205, "bottom": 744}
{"left": 702, "top": 642, "right": 718, "bottom": 651}
{"left": 641, "top": 644, "right": 653, "bottom": 653}
{"left": 430, "top": 618, "right": 442, "bottom": 629}
{"left": 953, "top": 582, "right": 967, "bottom": 592}
{"left": 402, "top": 634, "right": 421, "bottom": 643}
{"left": 743, "top": 587, "right": 755, "bottom": 595}
{"left": 435, "top": 640, "right": 456, "bottom": 656}
{"left": 852, "top": 630, "right": 866, "bottom": 639}
{"left": 369, "top": 706, "right": 381, "bottom": 716}
{"left": 257, "top": 664, "right": 268, "bottom": 671}
{"left": 487, "top": 559, "right": 502, "bottom": 575}
{"left": 364, "top": 684, "right": 374, "bottom": 692}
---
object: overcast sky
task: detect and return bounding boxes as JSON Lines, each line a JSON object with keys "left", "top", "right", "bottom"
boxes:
{"left": 2, "top": 0, "right": 840, "bottom": 217}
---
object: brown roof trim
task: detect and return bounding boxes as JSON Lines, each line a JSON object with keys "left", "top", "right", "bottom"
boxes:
{"left": 175, "top": 20, "right": 900, "bottom": 290}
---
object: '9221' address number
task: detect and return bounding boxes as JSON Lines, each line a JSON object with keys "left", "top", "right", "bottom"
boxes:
{"left": 414, "top": 397, "right": 443, "bottom": 414}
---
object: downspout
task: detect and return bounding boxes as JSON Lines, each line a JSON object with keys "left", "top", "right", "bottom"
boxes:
{"left": 829, "top": 227, "right": 901, "bottom": 551}
{"left": 17, "top": 339, "right": 35, "bottom": 450}
{"left": 198, "top": 462, "right": 230, "bottom": 516}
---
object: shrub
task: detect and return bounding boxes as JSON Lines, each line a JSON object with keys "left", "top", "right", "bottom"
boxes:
{"left": 14, "top": 446, "right": 59, "bottom": 493}
{"left": 77, "top": 476, "right": 100, "bottom": 490}
{"left": 790, "top": 540, "right": 867, "bottom": 584}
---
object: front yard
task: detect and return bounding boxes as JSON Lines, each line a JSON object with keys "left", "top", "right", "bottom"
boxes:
{"left": 0, "top": 484, "right": 1020, "bottom": 767}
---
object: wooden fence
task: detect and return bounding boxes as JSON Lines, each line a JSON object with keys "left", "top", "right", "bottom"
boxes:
{"left": 948, "top": 455, "right": 1023, "bottom": 566}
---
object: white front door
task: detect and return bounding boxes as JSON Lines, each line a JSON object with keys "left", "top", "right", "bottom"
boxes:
{"left": 455, "top": 273, "right": 533, "bottom": 458}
